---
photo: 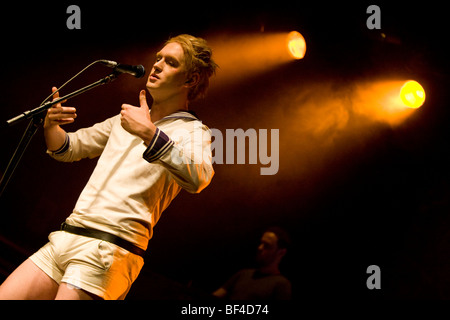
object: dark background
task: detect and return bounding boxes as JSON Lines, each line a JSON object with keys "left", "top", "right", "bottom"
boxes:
{"left": 0, "top": 1, "right": 449, "bottom": 300}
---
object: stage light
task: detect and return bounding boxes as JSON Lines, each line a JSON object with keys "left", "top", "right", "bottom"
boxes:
{"left": 351, "top": 80, "right": 425, "bottom": 127}
{"left": 287, "top": 31, "right": 306, "bottom": 60}
{"left": 208, "top": 31, "right": 307, "bottom": 89}
{"left": 400, "top": 80, "right": 425, "bottom": 109}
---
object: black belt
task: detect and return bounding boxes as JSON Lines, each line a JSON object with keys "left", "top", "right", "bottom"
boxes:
{"left": 60, "top": 222, "right": 146, "bottom": 258}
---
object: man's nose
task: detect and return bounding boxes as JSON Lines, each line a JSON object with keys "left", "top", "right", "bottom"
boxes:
{"left": 153, "top": 61, "right": 163, "bottom": 72}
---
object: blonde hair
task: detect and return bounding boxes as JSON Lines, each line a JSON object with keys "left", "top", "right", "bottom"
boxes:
{"left": 166, "top": 34, "right": 218, "bottom": 101}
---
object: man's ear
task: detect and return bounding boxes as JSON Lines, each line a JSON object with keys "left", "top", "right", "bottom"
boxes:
{"left": 184, "top": 73, "right": 200, "bottom": 88}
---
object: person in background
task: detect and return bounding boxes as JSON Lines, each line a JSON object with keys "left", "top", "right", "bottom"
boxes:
{"left": 213, "top": 226, "right": 292, "bottom": 300}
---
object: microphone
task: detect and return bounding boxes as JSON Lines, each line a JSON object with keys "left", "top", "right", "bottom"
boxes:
{"left": 100, "top": 60, "right": 146, "bottom": 78}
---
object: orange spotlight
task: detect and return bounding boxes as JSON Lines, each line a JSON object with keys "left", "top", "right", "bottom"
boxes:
{"left": 208, "top": 32, "right": 306, "bottom": 89}
{"left": 400, "top": 80, "right": 425, "bottom": 109}
{"left": 287, "top": 31, "right": 306, "bottom": 60}
{"left": 353, "top": 80, "right": 423, "bottom": 127}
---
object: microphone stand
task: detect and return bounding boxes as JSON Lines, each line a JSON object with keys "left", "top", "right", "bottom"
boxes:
{"left": 0, "top": 72, "right": 118, "bottom": 198}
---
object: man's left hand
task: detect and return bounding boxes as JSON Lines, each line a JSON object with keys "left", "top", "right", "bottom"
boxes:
{"left": 120, "top": 90, "right": 156, "bottom": 145}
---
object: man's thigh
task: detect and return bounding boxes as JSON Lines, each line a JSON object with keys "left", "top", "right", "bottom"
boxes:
{"left": 55, "top": 282, "right": 100, "bottom": 300}
{"left": 0, "top": 258, "right": 59, "bottom": 300}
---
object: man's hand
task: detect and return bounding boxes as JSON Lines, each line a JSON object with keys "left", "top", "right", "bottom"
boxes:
{"left": 120, "top": 90, "right": 156, "bottom": 146}
{"left": 43, "top": 87, "right": 77, "bottom": 129}
{"left": 44, "top": 87, "right": 76, "bottom": 152}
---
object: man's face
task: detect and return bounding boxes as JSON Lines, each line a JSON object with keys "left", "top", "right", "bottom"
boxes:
{"left": 256, "top": 232, "right": 280, "bottom": 267}
{"left": 146, "top": 42, "right": 189, "bottom": 99}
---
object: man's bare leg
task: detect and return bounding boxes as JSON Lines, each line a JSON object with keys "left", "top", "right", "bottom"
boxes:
{"left": 0, "top": 258, "right": 59, "bottom": 300}
{"left": 55, "top": 283, "right": 100, "bottom": 300}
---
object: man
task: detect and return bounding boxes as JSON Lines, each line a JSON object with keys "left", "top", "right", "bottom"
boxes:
{"left": 0, "top": 34, "right": 217, "bottom": 300}
{"left": 213, "top": 227, "right": 292, "bottom": 300}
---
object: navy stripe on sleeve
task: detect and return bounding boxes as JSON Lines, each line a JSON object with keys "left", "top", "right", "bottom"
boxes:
{"left": 52, "top": 134, "right": 70, "bottom": 155}
{"left": 143, "top": 128, "right": 174, "bottom": 163}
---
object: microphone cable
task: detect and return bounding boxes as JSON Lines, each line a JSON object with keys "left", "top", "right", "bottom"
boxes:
{"left": 38, "top": 59, "right": 107, "bottom": 107}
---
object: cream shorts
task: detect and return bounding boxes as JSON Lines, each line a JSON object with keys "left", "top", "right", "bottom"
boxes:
{"left": 29, "top": 231, "right": 144, "bottom": 300}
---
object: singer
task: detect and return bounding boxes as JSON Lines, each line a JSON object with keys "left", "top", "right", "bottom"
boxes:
{"left": 0, "top": 34, "right": 218, "bottom": 300}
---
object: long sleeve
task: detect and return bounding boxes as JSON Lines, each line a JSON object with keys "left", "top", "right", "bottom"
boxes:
{"left": 143, "top": 119, "right": 214, "bottom": 194}
{"left": 47, "top": 115, "right": 117, "bottom": 162}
